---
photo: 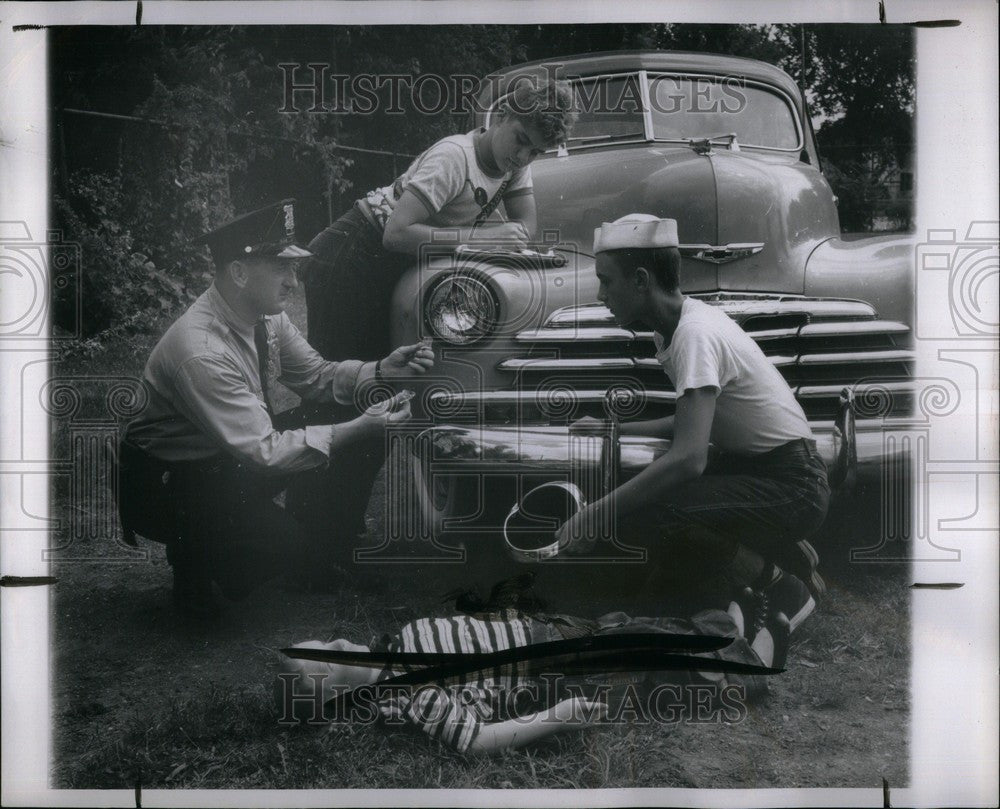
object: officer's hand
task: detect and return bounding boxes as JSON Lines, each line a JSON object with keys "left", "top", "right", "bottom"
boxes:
{"left": 385, "top": 396, "right": 412, "bottom": 426}
{"left": 554, "top": 506, "right": 595, "bottom": 556}
{"left": 569, "top": 416, "right": 607, "bottom": 435}
{"left": 362, "top": 391, "right": 413, "bottom": 430}
{"left": 380, "top": 339, "right": 435, "bottom": 378}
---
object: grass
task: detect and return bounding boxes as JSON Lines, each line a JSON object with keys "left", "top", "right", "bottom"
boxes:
{"left": 49, "top": 284, "right": 911, "bottom": 790}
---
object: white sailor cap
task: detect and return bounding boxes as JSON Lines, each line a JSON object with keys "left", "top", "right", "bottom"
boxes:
{"left": 593, "top": 214, "right": 679, "bottom": 253}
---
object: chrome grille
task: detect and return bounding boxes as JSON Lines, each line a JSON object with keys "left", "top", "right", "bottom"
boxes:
{"left": 429, "top": 293, "right": 914, "bottom": 423}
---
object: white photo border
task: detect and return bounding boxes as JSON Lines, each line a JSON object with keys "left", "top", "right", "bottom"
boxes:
{"left": 1, "top": 1, "right": 997, "bottom": 806}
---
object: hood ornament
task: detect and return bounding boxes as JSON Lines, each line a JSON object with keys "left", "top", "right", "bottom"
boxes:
{"left": 680, "top": 243, "right": 765, "bottom": 265}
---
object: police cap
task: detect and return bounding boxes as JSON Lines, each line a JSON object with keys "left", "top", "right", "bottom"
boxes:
{"left": 197, "top": 199, "right": 312, "bottom": 267}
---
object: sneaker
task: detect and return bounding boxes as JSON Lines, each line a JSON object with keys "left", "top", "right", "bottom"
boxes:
{"left": 727, "top": 586, "right": 759, "bottom": 642}
{"left": 775, "top": 539, "right": 827, "bottom": 601}
{"left": 751, "top": 610, "right": 791, "bottom": 669}
{"left": 765, "top": 572, "right": 816, "bottom": 633}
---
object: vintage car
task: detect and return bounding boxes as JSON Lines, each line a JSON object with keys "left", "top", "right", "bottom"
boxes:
{"left": 375, "top": 51, "right": 914, "bottom": 567}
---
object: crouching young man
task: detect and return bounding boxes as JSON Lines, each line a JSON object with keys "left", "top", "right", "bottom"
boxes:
{"left": 556, "top": 215, "right": 831, "bottom": 664}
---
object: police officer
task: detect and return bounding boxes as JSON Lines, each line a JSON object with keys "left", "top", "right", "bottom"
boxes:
{"left": 119, "top": 199, "right": 434, "bottom": 618}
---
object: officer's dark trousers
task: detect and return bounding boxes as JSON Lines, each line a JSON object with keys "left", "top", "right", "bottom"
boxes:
{"left": 618, "top": 438, "right": 831, "bottom": 612}
{"left": 119, "top": 407, "right": 384, "bottom": 601}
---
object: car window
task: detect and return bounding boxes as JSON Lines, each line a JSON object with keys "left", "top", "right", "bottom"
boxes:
{"left": 567, "top": 75, "right": 646, "bottom": 143}
{"left": 485, "top": 71, "right": 800, "bottom": 152}
{"left": 484, "top": 74, "right": 647, "bottom": 146}
{"left": 647, "top": 74, "right": 800, "bottom": 150}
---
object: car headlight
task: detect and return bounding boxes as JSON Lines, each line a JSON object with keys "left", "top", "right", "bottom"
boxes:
{"left": 425, "top": 273, "right": 499, "bottom": 345}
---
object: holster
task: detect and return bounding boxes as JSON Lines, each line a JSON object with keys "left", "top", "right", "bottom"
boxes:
{"left": 116, "top": 439, "right": 219, "bottom": 547}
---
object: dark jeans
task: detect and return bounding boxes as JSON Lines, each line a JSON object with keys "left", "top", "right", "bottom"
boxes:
{"left": 522, "top": 609, "right": 767, "bottom": 711}
{"left": 620, "top": 438, "right": 831, "bottom": 607}
{"left": 301, "top": 205, "right": 410, "bottom": 363}
{"left": 298, "top": 206, "right": 410, "bottom": 539}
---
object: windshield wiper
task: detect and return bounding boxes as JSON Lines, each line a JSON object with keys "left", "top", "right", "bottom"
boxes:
{"left": 566, "top": 131, "right": 645, "bottom": 144}
{"left": 684, "top": 132, "right": 741, "bottom": 154}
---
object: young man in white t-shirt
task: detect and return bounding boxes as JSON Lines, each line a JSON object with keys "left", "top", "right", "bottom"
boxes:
{"left": 556, "top": 215, "right": 831, "bottom": 667}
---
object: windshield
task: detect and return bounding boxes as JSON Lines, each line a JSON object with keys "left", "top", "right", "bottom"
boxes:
{"left": 486, "top": 71, "right": 801, "bottom": 151}
{"left": 647, "top": 74, "right": 800, "bottom": 149}
{"left": 566, "top": 75, "right": 646, "bottom": 143}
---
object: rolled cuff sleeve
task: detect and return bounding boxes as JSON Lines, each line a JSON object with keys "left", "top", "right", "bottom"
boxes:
{"left": 304, "top": 423, "right": 336, "bottom": 457}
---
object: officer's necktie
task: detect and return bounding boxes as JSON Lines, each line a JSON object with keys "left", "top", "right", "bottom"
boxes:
{"left": 253, "top": 318, "right": 273, "bottom": 414}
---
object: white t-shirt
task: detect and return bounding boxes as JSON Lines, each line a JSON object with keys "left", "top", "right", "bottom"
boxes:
{"left": 364, "top": 130, "right": 533, "bottom": 229}
{"left": 654, "top": 297, "right": 813, "bottom": 455}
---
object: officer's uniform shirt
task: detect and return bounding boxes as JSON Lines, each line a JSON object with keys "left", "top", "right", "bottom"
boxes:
{"left": 126, "top": 282, "right": 369, "bottom": 473}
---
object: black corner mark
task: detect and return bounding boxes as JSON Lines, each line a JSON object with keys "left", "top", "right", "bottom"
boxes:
{"left": 136, "top": 0, "right": 142, "bottom": 26}
{"left": 910, "top": 582, "right": 964, "bottom": 590}
{"left": 878, "top": 0, "right": 961, "bottom": 27}
{"left": 0, "top": 576, "right": 58, "bottom": 587}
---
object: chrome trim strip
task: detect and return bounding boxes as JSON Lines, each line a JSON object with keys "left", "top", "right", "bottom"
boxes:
{"left": 428, "top": 389, "right": 677, "bottom": 407}
{"left": 539, "top": 297, "right": 878, "bottom": 332}
{"left": 498, "top": 357, "right": 636, "bottom": 372}
{"left": 799, "top": 320, "right": 910, "bottom": 337}
{"left": 638, "top": 69, "right": 654, "bottom": 142}
{"left": 515, "top": 326, "right": 636, "bottom": 342}
{"left": 797, "top": 350, "right": 915, "bottom": 366}
{"left": 546, "top": 304, "right": 616, "bottom": 327}
{"left": 500, "top": 351, "right": 906, "bottom": 373}
{"left": 417, "top": 419, "right": 893, "bottom": 476}
{"left": 747, "top": 327, "right": 800, "bottom": 341}
{"left": 710, "top": 299, "right": 876, "bottom": 319}
{"left": 498, "top": 356, "right": 804, "bottom": 372}
{"left": 797, "top": 381, "right": 916, "bottom": 399}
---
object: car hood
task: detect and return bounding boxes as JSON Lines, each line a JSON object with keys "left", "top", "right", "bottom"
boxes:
{"left": 530, "top": 145, "right": 840, "bottom": 293}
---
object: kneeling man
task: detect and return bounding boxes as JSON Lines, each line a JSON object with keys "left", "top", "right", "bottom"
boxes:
{"left": 120, "top": 200, "right": 433, "bottom": 617}
{"left": 557, "top": 215, "right": 830, "bottom": 661}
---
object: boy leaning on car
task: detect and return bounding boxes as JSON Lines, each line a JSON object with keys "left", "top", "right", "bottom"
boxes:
{"left": 293, "top": 78, "right": 578, "bottom": 541}
{"left": 556, "top": 214, "right": 831, "bottom": 661}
